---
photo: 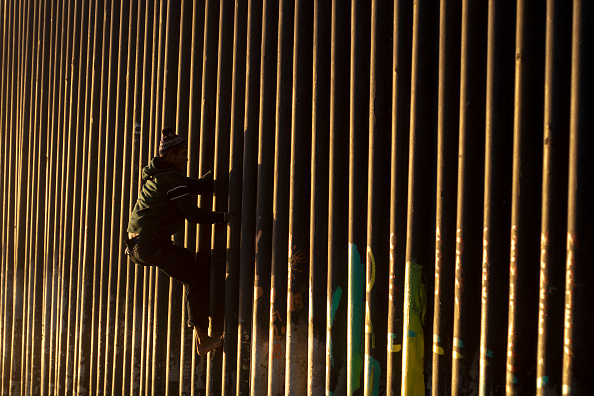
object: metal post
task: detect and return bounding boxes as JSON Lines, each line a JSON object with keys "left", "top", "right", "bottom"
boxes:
{"left": 363, "top": 1, "right": 392, "bottom": 394}
{"left": 535, "top": 0, "right": 571, "bottom": 394}
{"left": 285, "top": 0, "right": 312, "bottom": 393}
{"left": 402, "top": 0, "right": 438, "bottom": 394}
{"left": 235, "top": 0, "right": 262, "bottom": 392}
{"left": 325, "top": 0, "right": 349, "bottom": 393}
{"left": 75, "top": 0, "right": 105, "bottom": 391}
{"left": 451, "top": 0, "right": 487, "bottom": 393}
{"left": 249, "top": 0, "right": 278, "bottom": 393}
{"left": 479, "top": 1, "right": 515, "bottom": 394}
{"left": 562, "top": 1, "right": 594, "bottom": 393}
{"left": 221, "top": 0, "right": 247, "bottom": 393}
{"left": 266, "top": 0, "right": 292, "bottom": 394}
{"left": 347, "top": 0, "right": 369, "bottom": 393}
{"left": 110, "top": 0, "right": 136, "bottom": 392}
{"left": 122, "top": 0, "right": 145, "bottom": 392}
{"left": 506, "top": 0, "right": 545, "bottom": 393}
{"left": 430, "top": 0, "right": 459, "bottom": 393}
{"left": 205, "top": 0, "right": 234, "bottom": 393}
{"left": 308, "top": 0, "right": 329, "bottom": 394}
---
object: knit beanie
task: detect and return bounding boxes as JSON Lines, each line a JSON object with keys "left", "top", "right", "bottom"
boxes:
{"left": 159, "top": 127, "right": 187, "bottom": 156}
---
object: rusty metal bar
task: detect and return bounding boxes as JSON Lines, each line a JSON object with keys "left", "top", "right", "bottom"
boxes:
{"left": 562, "top": 1, "right": 594, "bottom": 393}
{"left": 235, "top": 0, "right": 262, "bottom": 392}
{"left": 506, "top": 0, "right": 545, "bottom": 393}
{"left": 536, "top": 0, "right": 571, "bottom": 394}
{"left": 347, "top": 0, "right": 369, "bottom": 393}
{"left": 451, "top": 0, "right": 487, "bottom": 393}
{"left": 431, "top": 0, "right": 459, "bottom": 393}
{"left": 325, "top": 0, "right": 349, "bottom": 393}
{"left": 266, "top": 0, "right": 292, "bottom": 394}
{"left": 308, "top": 0, "right": 329, "bottom": 394}
{"left": 479, "top": 1, "right": 515, "bottom": 394}
{"left": 249, "top": 0, "right": 278, "bottom": 393}
{"left": 220, "top": 0, "right": 247, "bottom": 393}
{"left": 386, "top": 0, "right": 412, "bottom": 393}
{"left": 363, "top": 0, "right": 392, "bottom": 393}
{"left": 206, "top": 0, "right": 234, "bottom": 393}
{"left": 402, "top": 0, "right": 438, "bottom": 394}
{"left": 285, "top": 0, "right": 313, "bottom": 393}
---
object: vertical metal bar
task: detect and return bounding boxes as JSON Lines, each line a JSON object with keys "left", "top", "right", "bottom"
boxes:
{"left": 70, "top": 0, "right": 95, "bottom": 390}
{"left": 451, "top": 0, "right": 487, "bottom": 393}
{"left": 30, "top": 0, "right": 51, "bottom": 391}
{"left": 182, "top": 0, "right": 203, "bottom": 391}
{"left": 162, "top": 0, "right": 183, "bottom": 393}
{"left": 151, "top": 4, "right": 170, "bottom": 388}
{"left": 431, "top": 0, "right": 459, "bottom": 393}
{"left": 363, "top": 0, "right": 391, "bottom": 393}
{"left": 285, "top": 0, "right": 312, "bottom": 393}
{"left": 75, "top": 0, "right": 105, "bottom": 391}
{"left": 266, "top": 0, "right": 292, "bottom": 394}
{"left": 402, "top": 0, "right": 438, "bottom": 394}
{"left": 88, "top": 0, "right": 113, "bottom": 392}
{"left": 21, "top": 1, "right": 38, "bottom": 393}
{"left": 12, "top": 0, "right": 31, "bottom": 390}
{"left": 249, "top": 0, "right": 278, "bottom": 392}
{"left": 387, "top": 1, "right": 412, "bottom": 394}
{"left": 235, "top": 0, "right": 262, "bottom": 392}
{"left": 110, "top": 0, "right": 136, "bottom": 393}
{"left": 206, "top": 0, "right": 234, "bottom": 393}
{"left": 325, "top": 0, "right": 349, "bottom": 393}
{"left": 220, "top": 0, "right": 247, "bottom": 393}
{"left": 121, "top": 0, "right": 144, "bottom": 392}
{"left": 535, "top": 0, "right": 571, "bottom": 394}
{"left": 347, "top": 0, "right": 369, "bottom": 393}
{"left": 308, "top": 0, "right": 329, "bottom": 394}
{"left": 506, "top": 0, "right": 545, "bottom": 393}
{"left": 562, "top": 1, "right": 594, "bottom": 393}
{"left": 142, "top": 1, "right": 160, "bottom": 392}
{"left": 102, "top": 0, "right": 129, "bottom": 392}
{"left": 131, "top": 1, "right": 152, "bottom": 393}
{"left": 479, "top": 1, "right": 515, "bottom": 394}
{"left": 44, "top": 0, "right": 63, "bottom": 391}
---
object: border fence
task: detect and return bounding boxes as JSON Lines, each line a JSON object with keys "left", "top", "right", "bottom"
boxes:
{"left": 1, "top": 0, "right": 593, "bottom": 394}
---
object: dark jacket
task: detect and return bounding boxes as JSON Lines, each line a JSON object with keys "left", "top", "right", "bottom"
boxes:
{"left": 127, "top": 157, "right": 224, "bottom": 237}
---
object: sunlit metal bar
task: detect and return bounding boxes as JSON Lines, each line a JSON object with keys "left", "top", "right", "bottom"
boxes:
{"left": 431, "top": 0, "right": 459, "bottom": 393}
{"left": 266, "top": 0, "right": 292, "bottom": 394}
{"left": 110, "top": 0, "right": 136, "bottom": 393}
{"left": 325, "top": 0, "right": 349, "bottom": 393}
{"left": 506, "top": 0, "right": 545, "bottom": 393}
{"left": 235, "top": 0, "right": 262, "bottom": 392}
{"left": 536, "top": 0, "right": 571, "bottom": 394}
{"left": 221, "top": 0, "right": 247, "bottom": 393}
{"left": 285, "top": 0, "right": 312, "bottom": 393}
{"left": 402, "top": 0, "right": 438, "bottom": 394}
{"left": 206, "top": 0, "right": 234, "bottom": 393}
{"left": 347, "top": 0, "right": 369, "bottom": 393}
{"left": 451, "top": 0, "right": 487, "bottom": 393}
{"left": 363, "top": 0, "right": 391, "bottom": 394}
{"left": 562, "top": 0, "right": 594, "bottom": 393}
{"left": 182, "top": 0, "right": 204, "bottom": 392}
{"left": 249, "top": 0, "right": 278, "bottom": 393}
{"left": 479, "top": 1, "right": 515, "bottom": 393}
{"left": 308, "top": 0, "right": 329, "bottom": 394}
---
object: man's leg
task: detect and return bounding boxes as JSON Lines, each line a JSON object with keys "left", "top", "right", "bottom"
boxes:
{"left": 133, "top": 236, "right": 223, "bottom": 355}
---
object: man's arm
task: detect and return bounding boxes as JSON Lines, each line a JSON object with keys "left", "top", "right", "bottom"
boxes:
{"left": 186, "top": 169, "right": 213, "bottom": 195}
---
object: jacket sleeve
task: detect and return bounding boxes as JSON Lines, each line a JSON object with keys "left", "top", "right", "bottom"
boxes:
{"left": 186, "top": 169, "right": 214, "bottom": 195}
{"left": 166, "top": 172, "right": 224, "bottom": 224}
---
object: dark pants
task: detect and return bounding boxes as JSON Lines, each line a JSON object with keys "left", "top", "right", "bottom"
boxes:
{"left": 125, "top": 234, "right": 209, "bottom": 330}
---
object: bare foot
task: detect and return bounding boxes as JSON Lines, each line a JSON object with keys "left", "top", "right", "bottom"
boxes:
{"left": 194, "top": 328, "right": 224, "bottom": 356}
